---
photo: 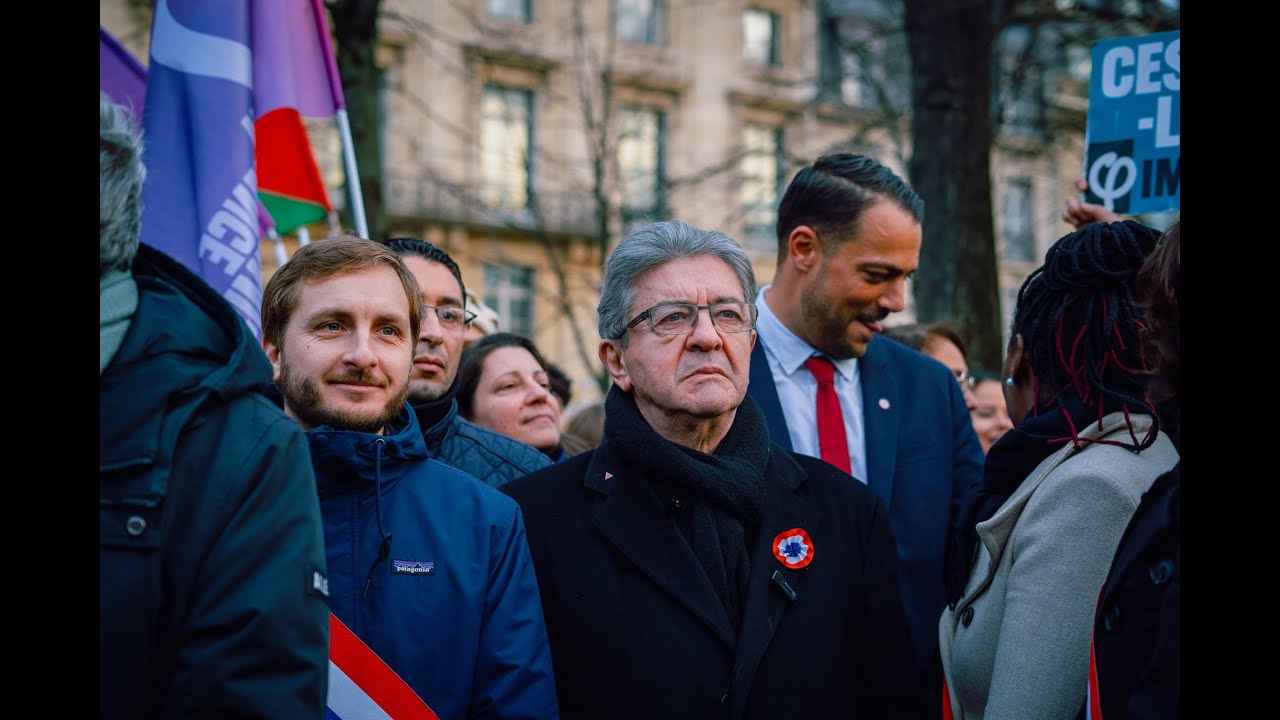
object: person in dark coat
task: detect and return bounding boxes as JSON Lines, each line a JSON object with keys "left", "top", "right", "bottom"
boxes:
{"left": 385, "top": 237, "right": 551, "bottom": 487}
{"left": 99, "top": 92, "right": 330, "bottom": 719}
{"left": 502, "top": 219, "right": 929, "bottom": 720}
{"left": 1080, "top": 219, "right": 1181, "bottom": 720}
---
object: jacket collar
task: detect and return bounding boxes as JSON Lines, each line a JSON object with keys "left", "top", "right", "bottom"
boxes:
{"left": 309, "top": 403, "right": 429, "bottom": 493}
{"left": 583, "top": 440, "right": 818, "bottom": 715}
{"left": 413, "top": 396, "right": 459, "bottom": 456}
{"left": 973, "top": 412, "right": 1158, "bottom": 575}
{"left": 583, "top": 445, "right": 736, "bottom": 646}
{"left": 858, "top": 335, "right": 901, "bottom": 501}
{"left": 727, "top": 448, "right": 815, "bottom": 716}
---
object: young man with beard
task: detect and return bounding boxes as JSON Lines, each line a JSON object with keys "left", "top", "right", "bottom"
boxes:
{"left": 502, "top": 220, "right": 928, "bottom": 719}
{"left": 261, "top": 235, "right": 559, "bottom": 720}
{"left": 385, "top": 237, "right": 550, "bottom": 487}
{"left": 745, "top": 153, "right": 985, "bottom": 707}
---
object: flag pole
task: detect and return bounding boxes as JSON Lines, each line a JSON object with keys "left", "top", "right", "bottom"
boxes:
{"left": 334, "top": 110, "right": 368, "bottom": 238}
{"left": 310, "top": 0, "right": 368, "bottom": 240}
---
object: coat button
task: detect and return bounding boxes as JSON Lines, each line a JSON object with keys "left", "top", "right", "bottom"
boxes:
{"left": 960, "top": 606, "right": 974, "bottom": 627}
{"left": 126, "top": 515, "right": 147, "bottom": 536}
{"left": 1103, "top": 604, "right": 1121, "bottom": 632}
{"left": 1148, "top": 559, "right": 1174, "bottom": 585}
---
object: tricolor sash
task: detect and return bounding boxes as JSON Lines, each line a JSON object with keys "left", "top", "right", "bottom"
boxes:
{"left": 327, "top": 612, "right": 438, "bottom": 720}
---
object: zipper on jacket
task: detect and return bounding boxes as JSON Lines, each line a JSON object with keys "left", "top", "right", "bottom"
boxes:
{"left": 362, "top": 438, "right": 393, "bottom": 599}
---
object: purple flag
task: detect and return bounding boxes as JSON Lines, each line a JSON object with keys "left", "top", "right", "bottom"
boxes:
{"left": 139, "top": 0, "right": 264, "bottom": 338}
{"left": 253, "top": 0, "right": 345, "bottom": 117}
{"left": 103, "top": 23, "right": 280, "bottom": 280}
{"left": 136, "top": 0, "right": 355, "bottom": 338}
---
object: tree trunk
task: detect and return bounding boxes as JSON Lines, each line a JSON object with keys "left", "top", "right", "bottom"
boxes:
{"left": 327, "top": 0, "right": 386, "bottom": 242}
{"left": 904, "top": 0, "right": 1005, "bottom": 372}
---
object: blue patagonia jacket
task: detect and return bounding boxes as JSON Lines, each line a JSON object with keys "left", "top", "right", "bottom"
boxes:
{"left": 310, "top": 403, "right": 560, "bottom": 720}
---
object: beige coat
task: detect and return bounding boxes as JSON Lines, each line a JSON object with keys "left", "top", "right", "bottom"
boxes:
{"left": 939, "top": 412, "right": 1178, "bottom": 720}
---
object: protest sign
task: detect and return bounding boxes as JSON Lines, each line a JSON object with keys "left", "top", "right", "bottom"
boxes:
{"left": 1083, "top": 30, "right": 1180, "bottom": 215}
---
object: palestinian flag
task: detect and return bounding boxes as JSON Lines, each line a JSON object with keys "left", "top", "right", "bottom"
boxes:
{"left": 256, "top": 108, "right": 332, "bottom": 235}
{"left": 135, "top": 0, "right": 350, "bottom": 339}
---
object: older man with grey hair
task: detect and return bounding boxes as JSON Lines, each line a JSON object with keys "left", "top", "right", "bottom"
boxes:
{"left": 502, "top": 219, "right": 930, "bottom": 720}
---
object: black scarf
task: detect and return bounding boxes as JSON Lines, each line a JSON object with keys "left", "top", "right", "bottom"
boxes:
{"left": 944, "top": 392, "right": 1152, "bottom": 606}
{"left": 603, "top": 386, "right": 770, "bottom": 633}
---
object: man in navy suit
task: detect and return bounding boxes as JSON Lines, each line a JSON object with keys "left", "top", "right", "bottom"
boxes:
{"left": 747, "top": 153, "right": 984, "bottom": 702}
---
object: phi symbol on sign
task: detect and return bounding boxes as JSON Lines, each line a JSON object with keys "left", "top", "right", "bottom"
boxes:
{"left": 1088, "top": 151, "right": 1137, "bottom": 212}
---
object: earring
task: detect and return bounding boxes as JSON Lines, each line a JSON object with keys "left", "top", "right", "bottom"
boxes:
{"left": 1004, "top": 376, "right": 1015, "bottom": 386}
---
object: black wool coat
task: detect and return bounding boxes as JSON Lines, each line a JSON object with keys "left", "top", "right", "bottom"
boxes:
{"left": 503, "top": 436, "right": 932, "bottom": 720}
{"left": 1081, "top": 462, "right": 1180, "bottom": 720}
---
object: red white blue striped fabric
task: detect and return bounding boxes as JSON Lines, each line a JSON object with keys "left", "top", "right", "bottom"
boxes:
{"left": 327, "top": 613, "right": 438, "bottom": 720}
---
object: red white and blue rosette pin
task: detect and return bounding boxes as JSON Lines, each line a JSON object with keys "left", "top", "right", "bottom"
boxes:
{"left": 772, "top": 528, "right": 814, "bottom": 569}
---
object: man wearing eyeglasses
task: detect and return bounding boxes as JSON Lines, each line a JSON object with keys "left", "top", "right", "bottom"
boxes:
{"left": 501, "top": 219, "right": 928, "bottom": 720}
{"left": 385, "top": 237, "right": 552, "bottom": 488}
{"left": 746, "top": 153, "right": 985, "bottom": 712}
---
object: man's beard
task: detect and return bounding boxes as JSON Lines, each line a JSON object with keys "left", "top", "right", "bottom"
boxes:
{"left": 800, "top": 269, "right": 887, "bottom": 361}
{"left": 280, "top": 360, "right": 409, "bottom": 434}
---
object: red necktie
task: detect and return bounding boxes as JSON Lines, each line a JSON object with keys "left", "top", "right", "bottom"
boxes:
{"left": 804, "top": 356, "right": 852, "bottom": 475}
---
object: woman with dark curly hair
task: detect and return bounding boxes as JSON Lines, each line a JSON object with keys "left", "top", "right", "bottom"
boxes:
{"left": 939, "top": 220, "right": 1180, "bottom": 720}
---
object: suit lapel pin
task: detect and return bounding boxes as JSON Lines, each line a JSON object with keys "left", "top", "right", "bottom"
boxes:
{"left": 772, "top": 527, "right": 815, "bottom": 569}
{"left": 878, "top": 398, "right": 890, "bottom": 410}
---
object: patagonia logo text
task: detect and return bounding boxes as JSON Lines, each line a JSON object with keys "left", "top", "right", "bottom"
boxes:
{"left": 392, "top": 560, "right": 436, "bottom": 576}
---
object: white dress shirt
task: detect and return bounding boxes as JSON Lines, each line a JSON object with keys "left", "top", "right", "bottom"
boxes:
{"left": 754, "top": 285, "right": 867, "bottom": 483}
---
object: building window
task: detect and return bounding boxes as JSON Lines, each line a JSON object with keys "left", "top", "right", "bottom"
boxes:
{"left": 742, "top": 8, "right": 779, "bottom": 66}
{"left": 817, "top": 5, "right": 905, "bottom": 111}
{"left": 616, "top": 0, "right": 664, "bottom": 45}
{"left": 994, "top": 26, "right": 1044, "bottom": 133}
{"left": 840, "top": 54, "right": 872, "bottom": 106}
{"left": 487, "top": 0, "right": 531, "bottom": 23}
{"left": 1000, "top": 178, "right": 1035, "bottom": 263}
{"left": 740, "top": 123, "right": 783, "bottom": 241}
{"left": 480, "top": 85, "right": 533, "bottom": 212}
{"left": 483, "top": 263, "right": 535, "bottom": 337}
{"left": 1065, "top": 41, "right": 1092, "bottom": 85}
{"left": 618, "top": 106, "right": 666, "bottom": 225}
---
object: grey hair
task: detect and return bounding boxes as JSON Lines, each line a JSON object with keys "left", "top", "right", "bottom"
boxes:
{"left": 597, "top": 219, "right": 757, "bottom": 346}
{"left": 100, "top": 92, "right": 146, "bottom": 276}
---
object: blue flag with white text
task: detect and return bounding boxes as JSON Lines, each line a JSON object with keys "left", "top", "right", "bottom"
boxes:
{"left": 1083, "top": 30, "right": 1180, "bottom": 216}
{"left": 140, "top": 0, "right": 265, "bottom": 338}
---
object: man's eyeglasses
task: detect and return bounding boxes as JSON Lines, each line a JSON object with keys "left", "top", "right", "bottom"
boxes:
{"left": 423, "top": 305, "right": 477, "bottom": 332}
{"left": 625, "top": 302, "right": 758, "bottom": 336}
{"left": 954, "top": 370, "right": 976, "bottom": 392}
